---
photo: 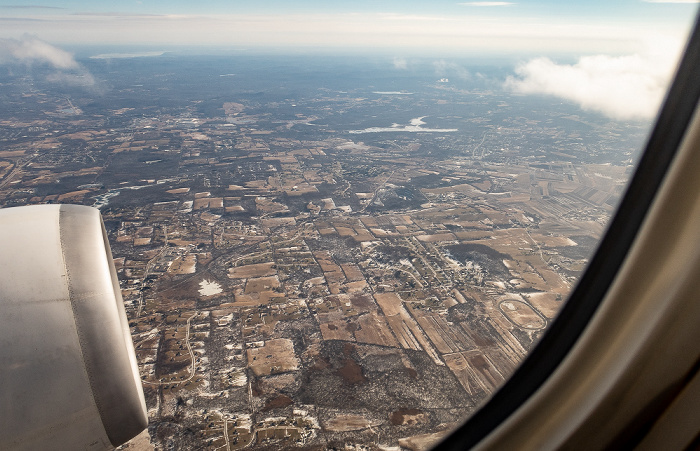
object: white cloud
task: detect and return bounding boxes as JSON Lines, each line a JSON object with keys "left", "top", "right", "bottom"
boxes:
{"left": 45, "top": 70, "right": 96, "bottom": 87}
{"left": 433, "top": 60, "right": 471, "bottom": 80}
{"left": 0, "top": 35, "right": 97, "bottom": 88}
{"left": 392, "top": 57, "right": 408, "bottom": 69}
{"left": 0, "top": 34, "right": 77, "bottom": 68}
{"left": 504, "top": 40, "right": 682, "bottom": 120}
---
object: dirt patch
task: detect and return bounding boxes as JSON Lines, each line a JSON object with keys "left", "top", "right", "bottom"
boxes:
{"left": 263, "top": 394, "right": 293, "bottom": 411}
{"left": 341, "top": 263, "right": 365, "bottom": 282}
{"left": 350, "top": 293, "right": 374, "bottom": 310}
{"left": 336, "top": 358, "right": 366, "bottom": 386}
{"left": 310, "top": 355, "right": 331, "bottom": 372}
{"left": 229, "top": 262, "right": 276, "bottom": 279}
{"left": 342, "top": 342, "right": 354, "bottom": 356}
{"left": 499, "top": 299, "right": 546, "bottom": 329}
{"left": 390, "top": 408, "right": 426, "bottom": 426}
{"left": 247, "top": 338, "right": 300, "bottom": 376}
{"left": 323, "top": 414, "right": 382, "bottom": 432}
{"left": 244, "top": 275, "right": 280, "bottom": 293}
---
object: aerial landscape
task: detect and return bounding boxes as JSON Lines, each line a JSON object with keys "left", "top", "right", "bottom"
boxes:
{"left": 3, "top": 0, "right": 698, "bottom": 448}
{"left": 0, "top": 48, "right": 652, "bottom": 450}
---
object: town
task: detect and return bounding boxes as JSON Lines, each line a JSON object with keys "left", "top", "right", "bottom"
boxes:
{"left": 0, "top": 54, "right": 645, "bottom": 450}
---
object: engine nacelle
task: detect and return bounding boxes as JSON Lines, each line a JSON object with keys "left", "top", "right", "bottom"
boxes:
{"left": 0, "top": 204, "right": 147, "bottom": 450}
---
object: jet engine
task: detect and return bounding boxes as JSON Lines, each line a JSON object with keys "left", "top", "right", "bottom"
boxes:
{"left": 0, "top": 204, "right": 147, "bottom": 450}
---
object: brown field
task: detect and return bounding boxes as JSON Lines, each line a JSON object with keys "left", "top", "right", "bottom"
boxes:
{"left": 390, "top": 408, "right": 427, "bottom": 426}
{"left": 375, "top": 293, "right": 441, "bottom": 364}
{"left": 444, "top": 350, "right": 505, "bottom": 396}
{"left": 314, "top": 251, "right": 341, "bottom": 272}
{"left": 169, "top": 254, "right": 197, "bottom": 274}
{"left": 497, "top": 193, "right": 531, "bottom": 203}
{"left": 344, "top": 280, "right": 368, "bottom": 292}
{"left": 525, "top": 292, "right": 563, "bottom": 319}
{"left": 417, "top": 233, "right": 457, "bottom": 243}
{"left": 374, "top": 292, "right": 404, "bottom": 316}
{"left": 229, "top": 262, "right": 276, "bottom": 279}
{"left": 323, "top": 414, "right": 383, "bottom": 432}
{"left": 261, "top": 217, "right": 296, "bottom": 228}
{"left": 353, "top": 232, "right": 375, "bottom": 242}
{"left": 262, "top": 394, "right": 293, "bottom": 411}
{"left": 413, "top": 310, "right": 474, "bottom": 354}
{"left": 166, "top": 187, "right": 190, "bottom": 194}
{"left": 57, "top": 190, "right": 90, "bottom": 201}
{"left": 316, "top": 294, "right": 397, "bottom": 347}
{"left": 319, "top": 316, "right": 355, "bottom": 342}
{"left": 246, "top": 338, "right": 299, "bottom": 376}
{"left": 370, "top": 228, "right": 394, "bottom": 237}
{"left": 234, "top": 290, "right": 280, "bottom": 306}
{"left": 244, "top": 275, "right": 280, "bottom": 293}
{"left": 529, "top": 233, "right": 577, "bottom": 247}
{"left": 335, "top": 226, "right": 355, "bottom": 237}
{"left": 255, "top": 198, "right": 288, "bottom": 213}
{"left": 325, "top": 271, "right": 345, "bottom": 284}
{"left": 0, "top": 150, "right": 26, "bottom": 157}
{"left": 199, "top": 212, "right": 221, "bottom": 223}
{"left": 359, "top": 216, "right": 378, "bottom": 227}
{"left": 499, "top": 300, "right": 546, "bottom": 329}
{"left": 337, "top": 356, "right": 366, "bottom": 385}
{"left": 353, "top": 312, "right": 398, "bottom": 347}
{"left": 134, "top": 237, "right": 152, "bottom": 246}
{"left": 398, "top": 430, "right": 452, "bottom": 451}
{"left": 193, "top": 197, "right": 224, "bottom": 210}
{"left": 136, "top": 226, "right": 153, "bottom": 237}
{"left": 395, "top": 225, "right": 410, "bottom": 235}
{"left": 284, "top": 184, "right": 318, "bottom": 196}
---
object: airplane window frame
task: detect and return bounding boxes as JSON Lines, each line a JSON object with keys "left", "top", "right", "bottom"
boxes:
{"left": 434, "top": 12, "right": 700, "bottom": 451}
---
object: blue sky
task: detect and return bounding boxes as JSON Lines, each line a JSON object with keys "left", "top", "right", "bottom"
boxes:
{"left": 0, "top": 1, "right": 697, "bottom": 55}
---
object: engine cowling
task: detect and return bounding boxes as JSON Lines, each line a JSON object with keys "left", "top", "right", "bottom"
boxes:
{"left": 0, "top": 204, "right": 147, "bottom": 450}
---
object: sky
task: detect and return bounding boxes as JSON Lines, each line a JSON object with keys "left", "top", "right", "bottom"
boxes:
{"left": 0, "top": 1, "right": 698, "bottom": 121}
{"left": 0, "top": 0, "right": 697, "bottom": 55}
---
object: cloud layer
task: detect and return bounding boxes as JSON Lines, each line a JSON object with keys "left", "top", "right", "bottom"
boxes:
{"left": 392, "top": 57, "right": 408, "bottom": 70}
{"left": 0, "top": 35, "right": 96, "bottom": 88}
{"left": 0, "top": 34, "right": 77, "bottom": 68}
{"left": 433, "top": 59, "right": 471, "bottom": 80}
{"left": 504, "top": 48, "right": 680, "bottom": 121}
{"left": 1, "top": 11, "right": 692, "bottom": 57}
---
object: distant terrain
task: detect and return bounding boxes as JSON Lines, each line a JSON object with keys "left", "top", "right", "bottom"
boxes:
{"left": 0, "top": 53, "right": 648, "bottom": 450}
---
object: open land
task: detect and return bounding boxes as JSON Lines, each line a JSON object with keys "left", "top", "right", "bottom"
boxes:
{"left": 0, "top": 54, "right": 648, "bottom": 450}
